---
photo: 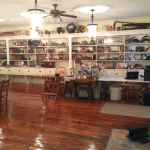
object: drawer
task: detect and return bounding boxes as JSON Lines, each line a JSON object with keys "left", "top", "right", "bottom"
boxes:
{"left": 45, "top": 69, "right": 55, "bottom": 74}
{"left": 25, "top": 68, "right": 45, "bottom": 74}
{"left": 33, "top": 69, "right": 45, "bottom": 74}
{"left": 6, "top": 68, "right": 16, "bottom": 73}
{"left": 6, "top": 68, "right": 25, "bottom": 74}
{"left": 107, "top": 70, "right": 124, "bottom": 77}
{"left": 0, "top": 67, "right": 5, "bottom": 73}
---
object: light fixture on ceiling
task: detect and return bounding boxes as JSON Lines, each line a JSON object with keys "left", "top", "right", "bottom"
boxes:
{"left": 74, "top": 5, "right": 111, "bottom": 14}
{"left": 50, "top": 15, "right": 62, "bottom": 22}
{"left": 87, "top": 9, "right": 98, "bottom": 44}
{"left": 0, "top": 19, "right": 6, "bottom": 22}
{"left": 28, "top": 0, "right": 45, "bottom": 32}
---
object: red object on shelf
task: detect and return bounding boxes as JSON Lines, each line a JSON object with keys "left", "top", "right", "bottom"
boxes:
{"left": 110, "top": 26, "right": 113, "bottom": 31}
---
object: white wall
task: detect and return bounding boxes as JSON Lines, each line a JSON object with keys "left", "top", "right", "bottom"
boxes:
{"left": 1, "top": 15, "right": 150, "bottom": 33}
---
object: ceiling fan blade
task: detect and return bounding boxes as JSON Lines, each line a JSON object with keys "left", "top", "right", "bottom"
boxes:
{"left": 59, "top": 11, "right": 66, "bottom": 14}
{"left": 59, "top": 14, "right": 77, "bottom": 18}
{"left": 42, "top": 14, "right": 52, "bottom": 18}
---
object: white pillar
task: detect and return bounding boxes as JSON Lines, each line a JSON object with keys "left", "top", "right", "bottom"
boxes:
{"left": 68, "top": 37, "right": 72, "bottom": 68}
{"left": 6, "top": 40, "right": 9, "bottom": 65}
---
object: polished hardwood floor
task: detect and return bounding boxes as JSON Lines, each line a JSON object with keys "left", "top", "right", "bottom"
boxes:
{"left": 0, "top": 83, "right": 150, "bottom": 150}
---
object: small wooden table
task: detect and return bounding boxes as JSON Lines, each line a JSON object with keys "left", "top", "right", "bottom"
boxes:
{"left": 70, "top": 79, "right": 98, "bottom": 102}
{"left": 39, "top": 74, "right": 61, "bottom": 82}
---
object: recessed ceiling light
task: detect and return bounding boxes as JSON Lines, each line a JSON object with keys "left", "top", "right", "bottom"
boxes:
{"left": 0, "top": 19, "right": 6, "bottom": 22}
{"left": 74, "top": 5, "right": 111, "bottom": 14}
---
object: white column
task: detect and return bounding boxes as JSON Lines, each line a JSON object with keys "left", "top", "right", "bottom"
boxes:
{"left": 6, "top": 40, "right": 9, "bottom": 65}
{"left": 68, "top": 37, "right": 72, "bottom": 68}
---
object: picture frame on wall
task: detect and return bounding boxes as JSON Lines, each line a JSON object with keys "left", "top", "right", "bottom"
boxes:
{"left": 36, "top": 54, "right": 45, "bottom": 64}
{"left": 97, "top": 37, "right": 103, "bottom": 45}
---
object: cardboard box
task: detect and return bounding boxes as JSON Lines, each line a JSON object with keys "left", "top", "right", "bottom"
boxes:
{"left": 14, "top": 30, "right": 21, "bottom": 36}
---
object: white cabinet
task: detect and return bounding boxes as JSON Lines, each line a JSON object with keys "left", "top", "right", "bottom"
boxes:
{"left": 45, "top": 68, "right": 55, "bottom": 74}
{"left": 24, "top": 68, "right": 45, "bottom": 74}
{"left": 0, "top": 67, "right": 5, "bottom": 73}
{"left": 31, "top": 68, "right": 46, "bottom": 75}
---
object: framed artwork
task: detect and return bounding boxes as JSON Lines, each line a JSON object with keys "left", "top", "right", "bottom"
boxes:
{"left": 36, "top": 54, "right": 45, "bottom": 64}
{"left": 36, "top": 47, "right": 44, "bottom": 53}
{"left": 97, "top": 37, "right": 103, "bottom": 45}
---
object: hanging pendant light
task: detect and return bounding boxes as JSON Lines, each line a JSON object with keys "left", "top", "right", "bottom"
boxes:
{"left": 28, "top": 0, "right": 45, "bottom": 31}
{"left": 87, "top": 9, "right": 98, "bottom": 38}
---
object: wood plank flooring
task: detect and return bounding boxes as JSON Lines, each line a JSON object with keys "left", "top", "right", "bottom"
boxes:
{"left": 0, "top": 83, "right": 150, "bottom": 150}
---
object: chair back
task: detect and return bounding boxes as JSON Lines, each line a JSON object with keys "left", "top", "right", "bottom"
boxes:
{"left": 55, "top": 67, "right": 67, "bottom": 81}
{"left": 0, "top": 79, "right": 10, "bottom": 96}
{"left": 45, "top": 81, "right": 59, "bottom": 94}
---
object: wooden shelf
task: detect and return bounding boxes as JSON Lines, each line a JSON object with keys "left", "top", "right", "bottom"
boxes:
{"left": 97, "top": 44, "right": 123, "bottom": 46}
{"left": 28, "top": 53, "right": 47, "bottom": 54}
{"left": 43, "top": 60, "right": 69, "bottom": 62}
{"left": 72, "top": 53, "right": 95, "bottom": 55}
{"left": 97, "top": 52, "right": 124, "bottom": 54}
{"left": 0, "top": 59, "right": 7, "bottom": 61}
{"left": 9, "top": 60, "right": 28, "bottom": 61}
{"left": 9, "top": 46, "right": 27, "bottom": 48}
{"left": 72, "top": 45, "right": 96, "bottom": 47}
{"left": 125, "top": 51, "right": 150, "bottom": 54}
{"left": 125, "top": 43, "right": 150, "bottom": 46}
{"left": 10, "top": 53, "right": 27, "bottom": 55}
{"left": 97, "top": 60, "right": 124, "bottom": 62}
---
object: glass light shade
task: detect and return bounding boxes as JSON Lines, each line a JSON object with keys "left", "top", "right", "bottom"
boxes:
{"left": 87, "top": 24, "right": 97, "bottom": 37}
{"left": 50, "top": 15, "right": 61, "bottom": 22}
{"left": 31, "top": 29, "right": 39, "bottom": 39}
{"left": 31, "top": 13, "right": 43, "bottom": 30}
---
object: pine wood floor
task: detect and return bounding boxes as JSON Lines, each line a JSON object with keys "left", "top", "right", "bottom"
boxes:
{"left": 0, "top": 83, "right": 150, "bottom": 150}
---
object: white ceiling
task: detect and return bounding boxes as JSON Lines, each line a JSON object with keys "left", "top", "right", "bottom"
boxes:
{"left": 0, "top": 0, "right": 150, "bottom": 27}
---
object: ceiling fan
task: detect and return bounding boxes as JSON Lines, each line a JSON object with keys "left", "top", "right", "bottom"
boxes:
{"left": 43, "top": 4, "right": 77, "bottom": 22}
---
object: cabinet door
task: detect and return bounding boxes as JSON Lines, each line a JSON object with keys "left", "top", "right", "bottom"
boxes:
{"left": 45, "top": 68, "right": 55, "bottom": 74}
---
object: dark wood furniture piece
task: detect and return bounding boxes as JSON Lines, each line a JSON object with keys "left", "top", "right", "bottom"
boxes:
{"left": 0, "top": 78, "right": 10, "bottom": 112}
{"left": 70, "top": 79, "right": 98, "bottom": 102}
{"left": 39, "top": 74, "right": 61, "bottom": 82}
{"left": 120, "top": 82, "right": 136, "bottom": 99}
{"left": 55, "top": 67, "right": 67, "bottom": 97}
{"left": 64, "top": 81, "right": 73, "bottom": 98}
{"left": 40, "top": 75, "right": 61, "bottom": 99}
{"left": 42, "top": 81, "right": 59, "bottom": 100}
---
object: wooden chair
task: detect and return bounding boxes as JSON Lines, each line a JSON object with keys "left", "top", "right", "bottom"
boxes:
{"left": 64, "top": 81, "right": 73, "bottom": 98}
{"left": 120, "top": 82, "right": 136, "bottom": 99}
{"left": 120, "top": 68, "right": 137, "bottom": 99}
{"left": 55, "top": 67, "right": 67, "bottom": 97}
{"left": 42, "top": 81, "right": 59, "bottom": 100}
{"left": 0, "top": 78, "right": 10, "bottom": 112}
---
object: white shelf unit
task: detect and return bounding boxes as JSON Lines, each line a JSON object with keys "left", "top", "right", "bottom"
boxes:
{"left": 125, "top": 33, "right": 150, "bottom": 68}
{"left": 0, "top": 29, "right": 149, "bottom": 69}
{"left": 7, "top": 38, "right": 70, "bottom": 68}
{"left": 72, "top": 37, "right": 97, "bottom": 66}
{"left": 0, "top": 40, "right": 7, "bottom": 66}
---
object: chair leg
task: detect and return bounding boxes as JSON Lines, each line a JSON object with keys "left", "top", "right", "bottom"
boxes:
{"left": 125, "top": 87, "right": 128, "bottom": 99}
{"left": 0, "top": 97, "right": 1, "bottom": 112}
{"left": 6, "top": 95, "right": 7, "bottom": 109}
{"left": 133, "top": 87, "right": 136, "bottom": 99}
